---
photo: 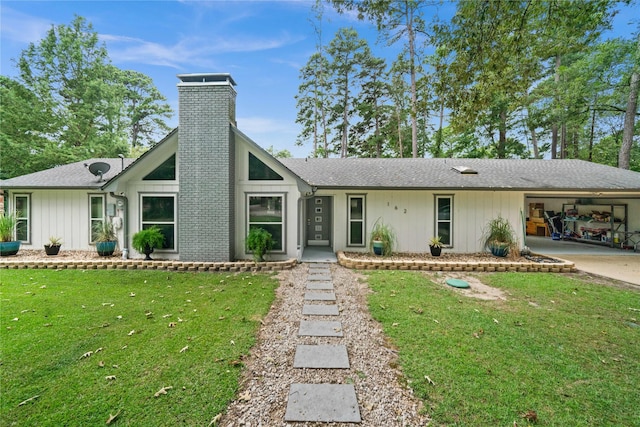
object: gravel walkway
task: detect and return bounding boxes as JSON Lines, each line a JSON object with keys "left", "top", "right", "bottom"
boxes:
{"left": 219, "top": 263, "right": 430, "bottom": 426}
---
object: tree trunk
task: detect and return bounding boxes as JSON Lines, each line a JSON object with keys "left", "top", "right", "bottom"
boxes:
{"left": 560, "top": 122, "right": 567, "bottom": 159}
{"left": 407, "top": 7, "right": 418, "bottom": 158}
{"left": 498, "top": 109, "right": 507, "bottom": 158}
{"left": 436, "top": 99, "right": 445, "bottom": 157}
{"left": 530, "top": 125, "right": 539, "bottom": 158}
{"left": 551, "top": 55, "right": 561, "bottom": 159}
{"left": 341, "top": 81, "right": 349, "bottom": 158}
{"left": 396, "top": 108, "right": 404, "bottom": 158}
{"left": 313, "top": 102, "right": 318, "bottom": 157}
{"left": 619, "top": 70, "right": 638, "bottom": 169}
{"left": 588, "top": 98, "right": 597, "bottom": 162}
{"left": 375, "top": 97, "right": 381, "bottom": 158}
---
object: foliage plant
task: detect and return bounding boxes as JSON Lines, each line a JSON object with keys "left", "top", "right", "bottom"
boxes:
{"left": 481, "top": 215, "right": 518, "bottom": 256}
{"left": 0, "top": 213, "right": 17, "bottom": 242}
{"left": 366, "top": 270, "right": 640, "bottom": 426}
{"left": 428, "top": 236, "right": 443, "bottom": 248}
{"left": 93, "top": 221, "right": 117, "bottom": 242}
{"left": 47, "top": 236, "right": 62, "bottom": 246}
{"left": 369, "top": 218, "right": 396, "bottom": 256}
{"left": 0, "top": 269, "right": 278, "bottom": 426}
{"left": 246, "top": 227, "right": 273, "bottom": 262}
{"left": 44, "top": 236, "right": 62, "bottom": 255}
{"left": 428, "top": 235, "right": 443, "bottom": 256}
{"left": 132, "top": 226, "right": 165, "bottom": 257}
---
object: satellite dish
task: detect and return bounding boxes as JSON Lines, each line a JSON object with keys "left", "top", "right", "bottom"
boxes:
{"left": 88, "top": 162, "right": 111, "bottom": 181}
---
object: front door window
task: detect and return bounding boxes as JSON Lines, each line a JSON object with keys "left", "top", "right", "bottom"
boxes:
{"left": 306, "top": 196, "right": 331, "bottom": 246}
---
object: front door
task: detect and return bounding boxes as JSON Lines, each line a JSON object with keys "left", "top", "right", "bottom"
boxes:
{"left": 306, "top": 196, "right": 331, "bottom": 246}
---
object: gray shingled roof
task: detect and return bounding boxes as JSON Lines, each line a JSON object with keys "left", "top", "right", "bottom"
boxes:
{"left": 0, "top": 158, "right": 135, "bottom": 189}
{"left": 2, "top": 157, "right": 639, "bottom": 192}
{"left": 280, "top": 158, "right": 640, "bottom": 191}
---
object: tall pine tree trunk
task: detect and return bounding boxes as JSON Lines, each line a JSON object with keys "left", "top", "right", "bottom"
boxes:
{"left": 551, "top": 55, "right": 561, "bottom": 159}
{"left": 588, "top": 99, "right": 597, "bottom": 162}
{"left": 526, "top": 104, "right": 539, "bottom": 158}
{"left": 406, "top": 6, "right": 418, "bottom": 158}
{"left": 619, "top": 70, "right": 638, "bottom": 169}
{"left": 530, "top": 125, "right": 539, "bottom": 158}
{"left": 561, "top": 123, "right": 567, "bottom": 159}
{"left": 436, "top": 99, "right": 445, "bottom": 157}
{"left": 341, "top": 81, "right": 349, "bottom": 158}
{"left": 396, "top": 107, "right": 404, "bottom": 158}
{"left": 498, "top": 109, "right": 507, "bottom": 159}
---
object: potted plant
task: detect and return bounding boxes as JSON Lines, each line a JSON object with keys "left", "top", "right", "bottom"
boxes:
{"left": 0, "top": 213, "right": 20, "bottom": 256}
{"left": 93, "top": 221, "right": 117, "bottom": 256}
{"left": 429, "top": 236, "right": 443, "bottom": 256}
{"left": 369, "top": 219, "right": 395, "bottom": 256}
{"left": 44, "top": 236, "right": 62, "bottom": 256}
{"left": 246, "top": 227, "right": 273, "bottom": 262}
{"left": 132, "top": 226, "right": 165, "bottom": 260}
{"left": 481, "top": 215, "right": 518, "bottom": 257}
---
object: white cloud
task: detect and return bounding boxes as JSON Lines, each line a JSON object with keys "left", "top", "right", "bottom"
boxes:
{"left": 0, "top": 7, "right": 53, "bottom": 44}
{"left": 102, "top": 32, "right": 304, "bottom": 69}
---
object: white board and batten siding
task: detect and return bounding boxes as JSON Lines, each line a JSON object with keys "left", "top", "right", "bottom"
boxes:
{"left": 324, "top": 189, "right": 525, "bottom": 254}
{"left": 18, "top": 189, "right": 119, "bottom": 251}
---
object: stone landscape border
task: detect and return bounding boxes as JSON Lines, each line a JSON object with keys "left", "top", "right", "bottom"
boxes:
{"left": 337, "top": 251, "right": 577, "bottom": 273}
{"left": 0, "top": 252, "right": 577, "bottom": 273}
{"left": 0, "top": 258, "right": 298, "bottom": 272}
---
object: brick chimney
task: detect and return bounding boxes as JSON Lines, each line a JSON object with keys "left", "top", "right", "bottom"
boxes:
{"left": 177, "top": 73, "right": 237, "bottom": 261}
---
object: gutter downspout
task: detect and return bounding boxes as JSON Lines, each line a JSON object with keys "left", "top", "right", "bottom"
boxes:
{"left": 110, "top": 192, "right": 129, "bottom": 259}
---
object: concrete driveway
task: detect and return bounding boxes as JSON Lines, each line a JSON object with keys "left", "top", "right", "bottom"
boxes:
{"left": 526, "top": 236, "right": 640, "bottom": 286}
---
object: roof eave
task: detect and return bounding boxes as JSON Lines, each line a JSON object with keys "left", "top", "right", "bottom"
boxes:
{"left": 310, "top": 185, "right": 640, "bottom": 192}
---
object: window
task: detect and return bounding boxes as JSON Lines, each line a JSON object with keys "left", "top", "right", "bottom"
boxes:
{"left": 435, "top": 195, "right": 453, "bottom": 246}
{"left": 14, "top": 194, "right": 30, "bottom": 243}
{"left": 247, "top": 194, "right": 284, "bottom": 251}
{"left": 143, "top": 154, "right": 176, "bottom": 180}
{"left": 248, "top": 152, "right": 283, "bottom": 180}
{"left": 347, "top": 195, "right": 365, "bottom": 246}
{"left": 89, "top": 194, "right": 105, "bottom": 243}
{"left": 141, "top": 194, "right": 176, "bottom": 250}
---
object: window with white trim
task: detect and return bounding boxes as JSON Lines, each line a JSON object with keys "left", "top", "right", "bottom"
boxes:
{"left": 435, "top": 195, "right": 453, "bottom": 246}
{"left": 14, "top": 194, "right": 30, "bottom": 243}
{"left": 89, "top": 194, "right": 105, "bottom": 243}
{"left": 347, "top": 195, "right": 365, "bottom": 246}
{"left": 141, "top": 194, "right": 176, "bottom": 250}
{"left": 247, "top": 194, "right": 284, "bottom": 251}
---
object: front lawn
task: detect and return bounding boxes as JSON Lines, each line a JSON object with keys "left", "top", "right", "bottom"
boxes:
{"left": 0, "top": 269, "right": 278, "bottom": 426}
{"left": 366, "top": 271, "right": 640, "bottom": 426}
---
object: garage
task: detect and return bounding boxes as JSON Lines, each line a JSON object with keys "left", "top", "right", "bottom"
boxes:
{"left": 524, "top": 196, "right": 640, "bottom": 253}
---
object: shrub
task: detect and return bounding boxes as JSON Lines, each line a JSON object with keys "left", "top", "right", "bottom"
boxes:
{"left": 246, "top": 227, "right": 273, "bottom": 262}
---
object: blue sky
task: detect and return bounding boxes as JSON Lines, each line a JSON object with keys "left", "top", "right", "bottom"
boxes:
{"left": 1, "top": 1, "right": 638, "bottom": 158}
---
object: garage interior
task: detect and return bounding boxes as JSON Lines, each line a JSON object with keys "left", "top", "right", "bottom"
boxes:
{"left": 524, "top": 197, "right": 639, "bottom": 253}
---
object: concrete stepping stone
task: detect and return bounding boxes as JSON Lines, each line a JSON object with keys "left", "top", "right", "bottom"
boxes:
{"left": 303, "top": 304, "right": 339, "bottom": 316}
{"left": 294, "top": 345, "right": 350, "bottom": 368}
{"left": 309, "top": 263, "right": 331, "bottom": 269}
{"left": 306, "top": 281, "right": 333, "bottom": 290}
{"left": 285, "top": 383, "right": 361, "bottom": 422}
{"left": 304, "top": 291, "right": 336, "bottom": 301}
{"left": 308, "top": 273, "right": 332, "bottom": 282}
{"left": 298, "top": 320, "right": 343, "bottom": 337}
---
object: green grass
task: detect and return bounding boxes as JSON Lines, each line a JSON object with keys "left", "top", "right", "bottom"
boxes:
{"left": 0, "top": 269, "right": 278, "bottom": 426}
{"left": 366, "top": 271, "right": 640, "bottom": 426}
